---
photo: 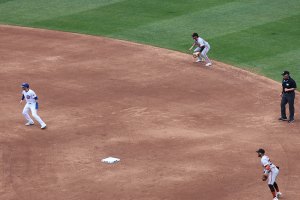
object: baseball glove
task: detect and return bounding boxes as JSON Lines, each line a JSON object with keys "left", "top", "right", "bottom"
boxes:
{"left": 193, "top": 52, "right": 200, "bottom": 58}
{"left": 262, "top": 174, "right": 268, "bottom": 181}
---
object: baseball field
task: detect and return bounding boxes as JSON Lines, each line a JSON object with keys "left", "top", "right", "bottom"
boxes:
{"left": 0, "top": 0, "right": 300, "bottom": 200}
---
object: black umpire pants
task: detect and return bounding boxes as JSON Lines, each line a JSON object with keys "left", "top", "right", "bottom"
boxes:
{"left": 281, "top": 92, "right": 295, "bottom": 120}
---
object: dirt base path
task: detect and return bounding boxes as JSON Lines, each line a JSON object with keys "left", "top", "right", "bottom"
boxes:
{"left": 0, "top": 25, "right": 299, "bottom": 200}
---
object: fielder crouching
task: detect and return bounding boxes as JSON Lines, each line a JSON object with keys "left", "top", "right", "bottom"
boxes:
{"left": 256, "top": 148, "right": 282, "bottom": 200}
{"left": 189, "top": 32, "right": 212, "bottom": 67}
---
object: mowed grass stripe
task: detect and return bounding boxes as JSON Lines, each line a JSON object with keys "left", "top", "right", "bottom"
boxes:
{"left": 0, "top": 0, "right": 125, "bottom": 24}
{"left": 249, "top": 49, "right": 300, "bottom": 82}
{"left": 210, "top": 14, "right": 300, "bottom": 80}
{"left": 0, "top": 0, "right": 14, "bottom": 4}
{"left": 29, "top": 0, "right": 237, "bottom": 35}
{"left": 108, "top": 0, "right": 300, "bottom": 52}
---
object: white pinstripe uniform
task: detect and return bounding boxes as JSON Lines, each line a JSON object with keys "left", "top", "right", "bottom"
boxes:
{"left": 22, "top": 89, "right": 46, "bottom": 128}
{"left": 261, "top": 155, "right": 279, "bottom": 185}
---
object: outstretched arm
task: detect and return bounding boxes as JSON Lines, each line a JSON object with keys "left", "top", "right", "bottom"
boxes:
{"left": 189, "top": 43, "right": 196, "bottom": 51}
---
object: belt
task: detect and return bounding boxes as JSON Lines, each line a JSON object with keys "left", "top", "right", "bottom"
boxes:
{"left": 283, "top": 92, "right": 295, "bottom": 94}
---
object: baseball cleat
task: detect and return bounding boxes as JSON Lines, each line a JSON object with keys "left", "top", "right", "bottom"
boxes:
{"left": 273, "top": 197, "right": 278, "bottom": 200}
{"left": 276, "top": 192, "right": 282, "bottom": 198}
{"left": 25, "top": 122, "right": 34, "bottom": 126}
{"left": 196, "top": 58, "right": 203, "bottom": 62}
{"left": 41, "top": 124, "right": 47, "bottom": 129}
{"left": 288, "top": 119, "right": 294, "bottom": 123}
{"left": 278, "top": 117, "right": 288, "bottom": 121}
{"left": 205, "top": 63, "right": 212, "bottom": 67}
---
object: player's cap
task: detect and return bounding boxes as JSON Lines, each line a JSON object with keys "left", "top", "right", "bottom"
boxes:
{"left": 21, "top": 82, "right": 29, "bottom": 88}
{"left": 256, "top": 148, "right": 265, "bottom": 154}
{"left": 192, "top": 32, "right": 198, "bottom": 37}
{"left": 281, "top": 71, "right": 290, "bottom": 76}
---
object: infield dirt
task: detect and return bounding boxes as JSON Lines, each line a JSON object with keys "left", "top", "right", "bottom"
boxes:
{"left": 0, "top": 25, "right": 299, "bottom": 200}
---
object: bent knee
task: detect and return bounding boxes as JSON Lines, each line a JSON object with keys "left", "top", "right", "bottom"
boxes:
{"left": 32, "top": 114, "right": 39, "bottom": 119}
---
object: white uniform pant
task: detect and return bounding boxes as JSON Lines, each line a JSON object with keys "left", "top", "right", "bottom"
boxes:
{"left": 22, "top": 102, "right": 46, "bottom": 126}
{"left": 268, "top": 167, "right": 279, "bottom": 185}
{"left": 194, "top": 44, "right": 211, "bottom": 63}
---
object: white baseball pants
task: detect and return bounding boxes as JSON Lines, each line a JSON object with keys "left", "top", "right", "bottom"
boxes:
{"left": 268, "top": 167, "right": 279, "bottom": 185}
{"left": 22, "top": 102, "right": 46, "bottom": 126}
{"left": 194, "top": 44, "right": 211, "bottom": 63}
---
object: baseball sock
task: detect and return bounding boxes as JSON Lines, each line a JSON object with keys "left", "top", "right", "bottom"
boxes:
{"left": 268, "top": 184, "right": 276, "bottom": 198}
{"left": 274, "top": 182, "right": 280, "bottom": 192}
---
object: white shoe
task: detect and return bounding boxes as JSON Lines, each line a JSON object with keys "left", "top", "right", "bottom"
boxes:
{"left": 41, "top": 124, "right": 47, "bottom": 129}
{"left": 276, "top": 192, "right": 282, "bottom": 198}
{"left": 273, "top": 197, "right": 278, "bottom": 200}
{"left": 196, "top": 58, "right": 203, "bottom": 62}
{"left": 25, "top": 122, "right": 34, "bottom": 126}
{"left": 205, "top": 63, "right": 212, "bottom": 67}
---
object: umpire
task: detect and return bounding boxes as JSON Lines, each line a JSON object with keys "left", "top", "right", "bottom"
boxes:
{"left": 279, "top": 71, "right": 297, "bottom": 123}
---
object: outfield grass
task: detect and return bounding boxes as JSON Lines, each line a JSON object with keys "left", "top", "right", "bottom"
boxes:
{"left": 0, "top": 0, "right": 299, "bottom": 82}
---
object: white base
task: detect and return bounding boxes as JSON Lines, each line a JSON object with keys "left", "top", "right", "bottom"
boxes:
{"left": 101, "top": 157, "right": 120, "bottom": 164}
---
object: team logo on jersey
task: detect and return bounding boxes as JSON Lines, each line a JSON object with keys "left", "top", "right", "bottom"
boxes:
{"left": 26, "top": 95, "right": 30, "bottom": 99}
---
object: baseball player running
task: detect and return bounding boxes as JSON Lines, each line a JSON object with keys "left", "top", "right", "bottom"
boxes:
{"left": 256, "top": 149, "right": 282, "bottom": 200}
{"left": 189, "top": 32, "right": 212, "bottom": 67}
{"left": 20, "top": 83, "right": 47, "bottom": 129}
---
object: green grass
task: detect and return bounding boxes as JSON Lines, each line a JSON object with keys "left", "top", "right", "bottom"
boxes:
{"left": 0, "top": 0, "right": 299, "bottom": 82}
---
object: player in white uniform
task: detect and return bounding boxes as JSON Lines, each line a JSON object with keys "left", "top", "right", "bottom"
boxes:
{"left": 20, "top": 83, "right": 47, "bottom": 129}
{"left": 189, "top": 32, "right": 212, "bottom": 67}
{"left": 256, "top": 149, "right": 282, "bottom": 200}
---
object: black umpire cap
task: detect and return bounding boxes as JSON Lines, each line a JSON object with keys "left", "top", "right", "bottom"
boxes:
{"left": 281, "top": 71, "right": 290, "bottom": 76}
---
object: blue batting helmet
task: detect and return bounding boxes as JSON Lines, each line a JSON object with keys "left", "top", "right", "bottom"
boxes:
{"left": 21, "top": 82, "right": 29, "bottom": 88}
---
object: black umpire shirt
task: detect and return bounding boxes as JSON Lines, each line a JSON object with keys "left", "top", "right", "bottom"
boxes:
{"left": 282, "top": 77, "right": 297, "bottom": 94}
